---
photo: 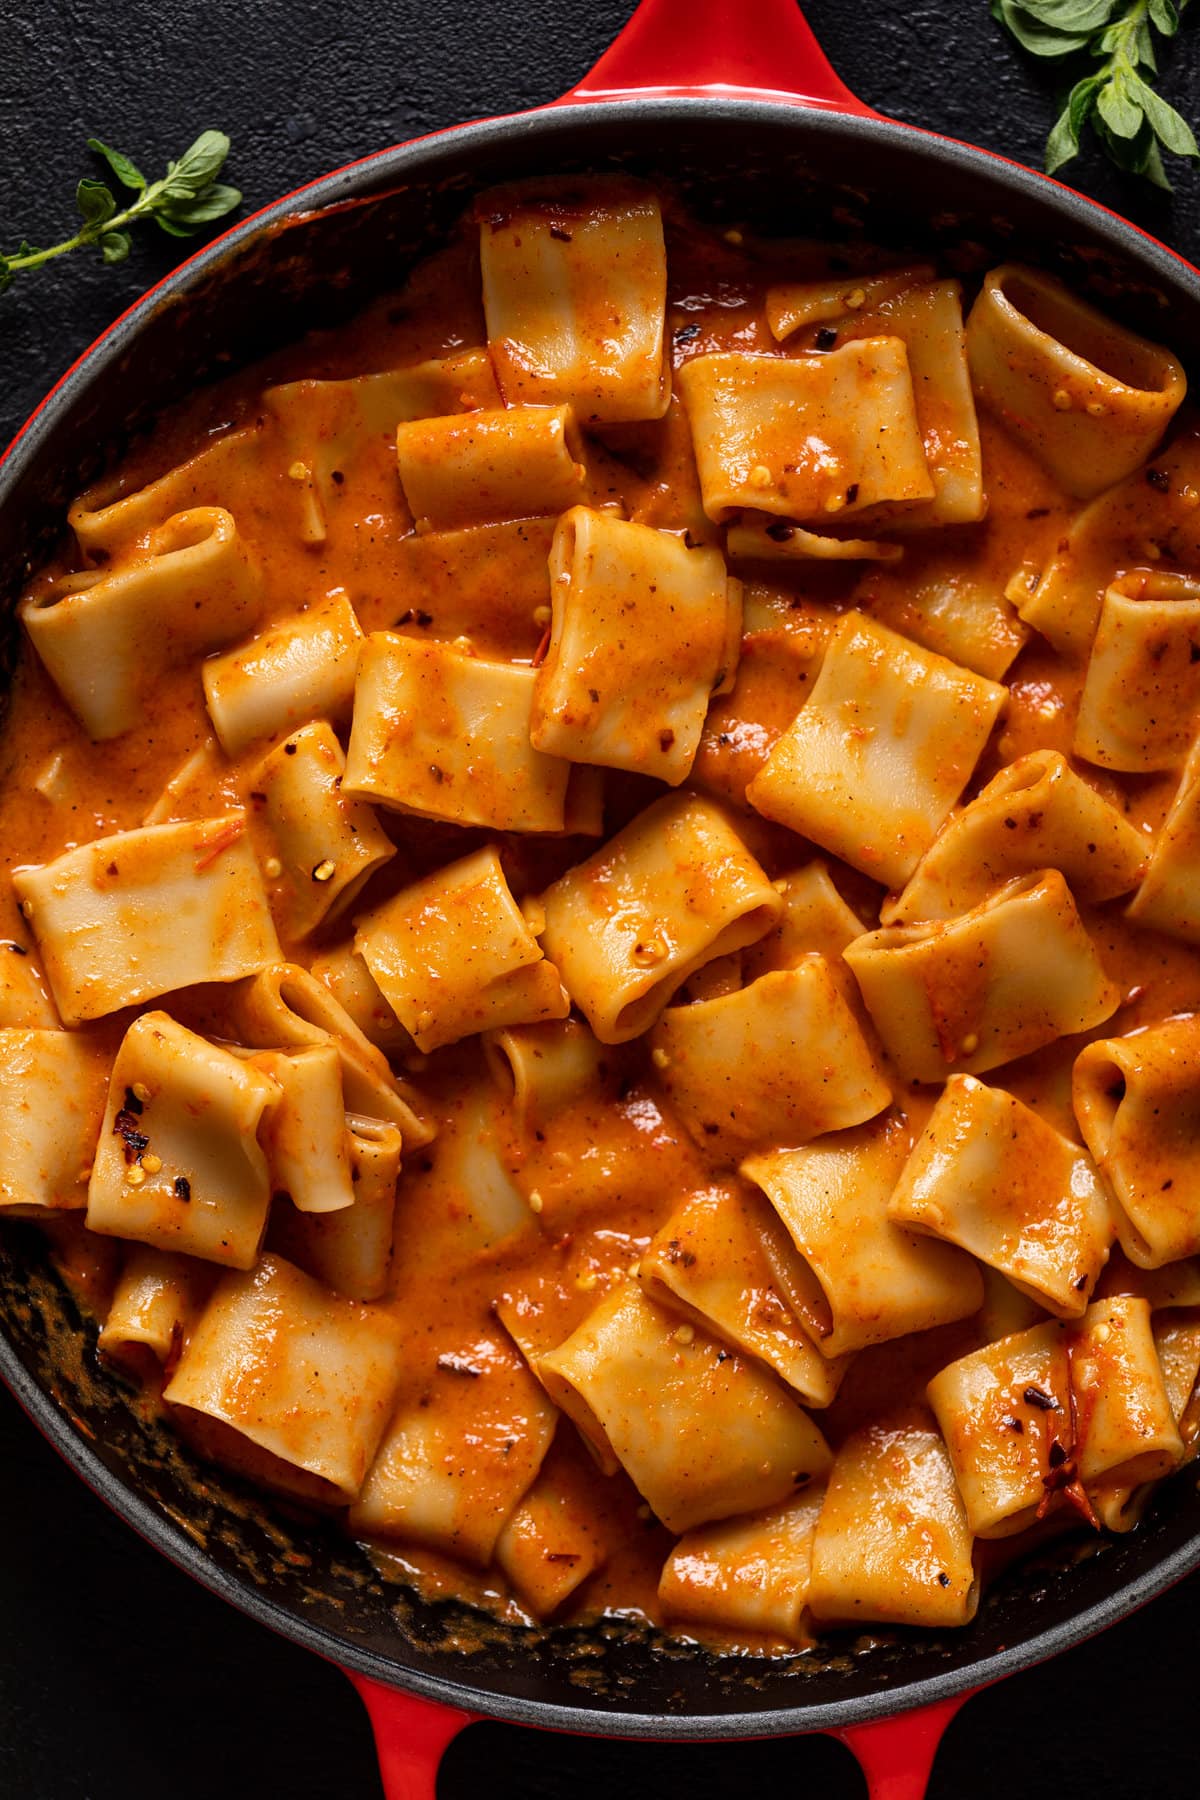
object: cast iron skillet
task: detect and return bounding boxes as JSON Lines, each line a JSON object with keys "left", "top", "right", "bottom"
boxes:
{"left": 3, "top": 2, "right": 1200, "bottom": 1793}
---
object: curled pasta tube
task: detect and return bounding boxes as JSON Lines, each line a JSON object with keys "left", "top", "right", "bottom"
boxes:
{"left": 203, "top": 589, "right": 363, "bottom": 758}
{"left": 268, "top": 1114, "right": 402, "bottom": 1302}
{"left": 1127, "top": 732, "right": 1200, "bottom": 944}
{"left": 725, "top": 514, "right": 902, "bottom": 565}
{"left": 165, "top": 1253, "right": 404, "bottom": 1503}
{"left": 966, "top": 264, "right": 1185, "bottom": 499}
{"left": 21, "top": 507, "right": 263, "bottom": 740}
{"left": 98, "top": 1247, "right": 216, "bottom": 1373}
{"left": 67, "top": 425, "right": 260, "bottom": 558}
{"left": 228, "top": 962, "right": 434, "bottom": 1149}
{"left": 478, "top": 176, "right": 670, "bottom": 424}
{"left": 482, "top": 1018, "right": 607, "bottom": 1136}
{"left": 1074, "top": 570, "right": 1200, "bottom": 773}
{"left": 1074, "top": 1016, "right": 1200, "bottom": 1267}
{"left": 846, "top": 870, "right": 1120, "bottom": 1082}
{"left": 886, "top": 748, "right": 1147, "bottom": 924}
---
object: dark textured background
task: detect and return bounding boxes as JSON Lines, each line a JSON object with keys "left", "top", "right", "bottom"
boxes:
{"left": 2, "top": 3, "right": 1200, "bottom": 1795}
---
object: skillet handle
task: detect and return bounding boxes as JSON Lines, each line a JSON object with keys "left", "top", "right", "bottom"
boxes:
{"left": 560, "top": 0, "right": 877, "bottom": 115}
{"left": 349, "top": 1674, "right": 477, "bottom": 1799}
{"left": 831, "top": 1694, "right": 971, "bottom": 1799}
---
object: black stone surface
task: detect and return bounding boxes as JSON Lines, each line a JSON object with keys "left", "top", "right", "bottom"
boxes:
{"left": 2, "top": 3, "right": 1199, "bottom": 1795}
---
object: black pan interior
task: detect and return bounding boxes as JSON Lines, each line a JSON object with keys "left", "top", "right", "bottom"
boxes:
{"left": 2, "top": 99, "right": 1200, "bottom": 1738}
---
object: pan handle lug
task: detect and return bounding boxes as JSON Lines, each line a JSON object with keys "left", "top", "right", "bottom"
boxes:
{"left": 559, "top": 0, "right": 878, "bottom": 114}
{"left": 830, "top": 1692, "right": 974, "bottom": 1799}
{"left": 349, "top": 1673, "right": 477, "bottom": 1799}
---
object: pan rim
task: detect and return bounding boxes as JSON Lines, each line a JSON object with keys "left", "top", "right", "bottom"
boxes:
{"left": 3, "top": 90, "right": 1200, "bottom": 1738}
{"left": 4, "top": 93, "right": 1199, "bottom": 491}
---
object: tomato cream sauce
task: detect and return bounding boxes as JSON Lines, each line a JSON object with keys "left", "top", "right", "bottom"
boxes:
{"left": 6, "top": 191, "right": 1199, "bottom": 1652}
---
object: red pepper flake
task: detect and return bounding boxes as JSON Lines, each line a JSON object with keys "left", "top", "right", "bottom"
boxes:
{"left": 193, "top": 818, "right": 245, "bottom": 871}
{"left": 113, "top": 1110, "right": 149, "bottom": 1165}
{"left": 1023, "top": 1385, "right": 1059, "bottom": 1411}
{"left": 174, "top": 1176, "right": 191, "bottom": 1202}
{"left": 548, "top": 224, "right": 573, "bottom": 243}
{"left": 531, "top": 624, "right": 552, "bottom": 667}
{"left": 1037, "top": 1343, "right": 1100, "bottom": 1530}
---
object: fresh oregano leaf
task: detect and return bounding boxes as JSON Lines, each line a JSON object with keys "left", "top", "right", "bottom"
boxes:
{"left": 1148, "top": 0, "right": 1180, "bottom": 33}
{"left": 1134, "top": 74, "right": 1200, "bottom": 153}
{"left": 988, "top": 0, "right": 1099, "bottom": 54}
{"left": 1047, "top": 73, "right": 1104, "bottom": 165}
{"left": 99, "top": 229, "right": 132, "bottom": 264}
{"left": 86, "top": 138, "right": 146, "bottom": 192}
{"left": 1097, "top": 69, "right": 1145, "bottom": 135}
{"left": 160, "top": 130, "right": 232, "bottom": 200}
{"left": 75, "top": 178, "right": 116, "bottom": 226}
{"left": 159, "top": 183, "right": 242, "bottom": 229}
{"left": 994, "top": 0, "right": 1198, "bottom": 184}
{"left": 1030, "top": 0, "right": 1117, "bottom": 25}
{"left": 1, "top": 129, "right": 240, "bottom": 296}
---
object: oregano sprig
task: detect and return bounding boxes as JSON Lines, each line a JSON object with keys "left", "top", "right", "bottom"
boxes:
{"left": 0, "top": 130, "right": 241, "bottom": 296}
{"left": 990, "top": 0, "right": 1198, "bottom": 186}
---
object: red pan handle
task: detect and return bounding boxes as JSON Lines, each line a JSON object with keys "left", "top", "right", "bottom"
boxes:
{"left": 349, "top": 1671, "right": 971, "bottom": 1799}
{"left": 834, "top": 1694, "right": 972, "bottom": 1798}
{"left": 349, "top": 1676, "right": 477, "bottom": 1798}
{"left": 558, "top": 0, "right": 878, "bottom": 115}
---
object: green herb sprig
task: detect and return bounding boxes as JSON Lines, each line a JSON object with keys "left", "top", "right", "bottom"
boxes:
{"left": 0, "top": 130, "right": 241, "bottom": 296}
{"left": 990, "top": 0, "right": 1198, "bottom": 186}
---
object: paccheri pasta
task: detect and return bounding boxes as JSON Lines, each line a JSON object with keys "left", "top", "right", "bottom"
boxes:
{"left": 5, "top": 173, "right": 1200, "bottom": 1654}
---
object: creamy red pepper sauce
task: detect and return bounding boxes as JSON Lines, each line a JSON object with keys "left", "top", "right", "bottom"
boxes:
{"left": 5, "top": 188, "right": 1199, "bottom": 1655}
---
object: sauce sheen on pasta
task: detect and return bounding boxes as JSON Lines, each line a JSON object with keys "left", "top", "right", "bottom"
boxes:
{"left": 5, "top": 175, "right": 1200, "bottom": 1653}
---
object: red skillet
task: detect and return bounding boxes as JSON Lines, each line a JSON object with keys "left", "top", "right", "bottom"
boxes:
{"left": 3, "top": 3, "right": 1200, "bottom": 1797}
